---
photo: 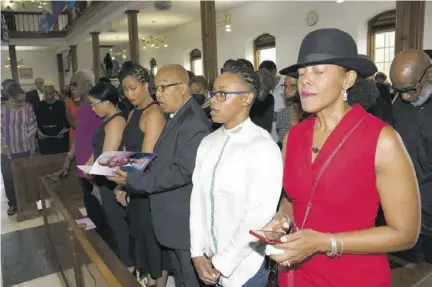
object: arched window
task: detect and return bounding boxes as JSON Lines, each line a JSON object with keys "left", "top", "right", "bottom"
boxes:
{"left": 190, "top": 49, "right": 203, "bottom": 76}
{"left": 150, "top": 58, "right": 157, "bottom": 75}
{"left": 367, "top": 9, "right": 396, "bottom": 77}
{"left": 253, "top": 33, "right": 276, "bottom": 70}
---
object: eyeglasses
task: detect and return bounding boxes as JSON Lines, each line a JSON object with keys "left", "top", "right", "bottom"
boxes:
{"left": 89, "top": 100, "right": 103, "bottom": 108}
{"left": 209, "top": 90, "right": 249, "bottom": 102}
{"left": 155, "top": 82, "right": 182, "bottom": 93}
{"left": 392, "top": 64, "right": 431, "bottom": 97}
{"left": 282, "top": 84, "right": 297, "bottom": 90}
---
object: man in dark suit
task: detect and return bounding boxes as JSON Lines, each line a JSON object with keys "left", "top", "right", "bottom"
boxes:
{"left": 115, "top": 65, "right": 211, "bottom": 286}
{"left": 26, "top": 77, "right": 44, "bottom": 111}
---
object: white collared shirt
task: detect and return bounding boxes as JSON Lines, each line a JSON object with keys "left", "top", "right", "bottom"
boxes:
{"left": 37, "top": 89, "right": 44, "bottom": 102}
{"left": 190, "top": 118, "right": 283, "bottom": 287}
{"left": 169, "top": 96, "right": 192, "bottom": 118}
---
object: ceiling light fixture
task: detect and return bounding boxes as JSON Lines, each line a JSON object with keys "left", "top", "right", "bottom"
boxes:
{"left": 109, "top": 48, "right": 128, "bottom": 60}
{"left": 4, "top": 57, "right": 24, "bottom": 68}
{"left": 141, "top": 36, "right": 168, "bottom": 49}
{"left": 336, "top": 0, "right": 345, "bottom": 3}
{"left": 217, "top": 14, "right": 232, "bottom": 32}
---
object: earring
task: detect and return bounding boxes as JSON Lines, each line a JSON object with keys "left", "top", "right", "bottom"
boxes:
{"left": 343, "top": 89, "right": 348, "bottom": 102}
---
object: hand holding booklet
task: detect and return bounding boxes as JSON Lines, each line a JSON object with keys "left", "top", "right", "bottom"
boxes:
{"left": 77, "top": 151, "right": 157, "bottom": 177}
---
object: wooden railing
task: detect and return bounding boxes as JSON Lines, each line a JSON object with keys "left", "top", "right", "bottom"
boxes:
{"left": 2, "top": 10, "right": 68, "bottom": 38}
{"left": 1, "top": 1, "right": 107, "bottom": 39}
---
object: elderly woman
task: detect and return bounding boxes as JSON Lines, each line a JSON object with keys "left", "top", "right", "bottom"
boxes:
{"left": 264, "top": 28, "right": 420, "bottom": 287}
{"left": 35, "top": 81, "right": 73, "bottom": 155}
{"left": 1, "top": 81, "right": 37, "bottom": 215}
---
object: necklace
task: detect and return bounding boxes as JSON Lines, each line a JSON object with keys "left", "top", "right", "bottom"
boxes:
{"left": 8, "top": 100, "right": 23, "bottom": 111}
{"left": 312, "top": 147, "right": 320, "bottom": 153}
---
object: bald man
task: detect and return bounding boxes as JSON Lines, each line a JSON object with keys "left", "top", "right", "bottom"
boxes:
{"left": 121, "top": 65, "right": 212, "bottom": 286}
{"left": 390, "top": 50, "right": 432, "bottom": 264}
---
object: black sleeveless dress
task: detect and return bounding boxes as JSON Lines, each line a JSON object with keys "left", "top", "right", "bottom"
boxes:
{"left": 123, "top": 103, "right": 170, "bottom": 278}
{"left": 35, "top": 100, "right": 69, "bottom": 155}
{"left": 92, "top": 112, "right": 133, "bottom": 267}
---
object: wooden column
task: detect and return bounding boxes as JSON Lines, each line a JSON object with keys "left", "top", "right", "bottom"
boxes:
{"left": 8, "top": 45, "right": 19, "bottom": 82}
{"left": 56, "top": 54, "right": 65, "bottom": 90}
{"left": 395, "top": 1, "right": 425, "bottom": 54}
{"left": 200, "top": 1, "right": 218, "bottom": 82}
{"left": 90, "top": 32, "right": 100, "bottom": 82}
{"left": 126, "top": 10, "right": 140, "bottom": 62}
{"left": 70, "top": 45, "right": 78, "bottom": 74}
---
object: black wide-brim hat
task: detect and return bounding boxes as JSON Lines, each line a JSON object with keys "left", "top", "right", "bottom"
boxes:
{"left": 280, "top": 28, "right": 377, "bottom": 79}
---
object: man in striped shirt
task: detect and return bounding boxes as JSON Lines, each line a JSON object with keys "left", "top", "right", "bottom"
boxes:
{"left": 1, "top": 81, "right": 37, "bottom": 215}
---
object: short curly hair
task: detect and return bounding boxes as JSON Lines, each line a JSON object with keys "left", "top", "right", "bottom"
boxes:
{"left": 347, "top": 77, "right": 378, "bottom": 110}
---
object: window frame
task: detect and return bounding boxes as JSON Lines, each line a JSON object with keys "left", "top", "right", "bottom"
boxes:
{"left": 367, "top": 9, "right": 396, "bottom": 61}
{"left": 253, "top": 33, "right": 276, "bottom": 70}
{"left": 190, "top": 49, "right": 202, "bottom": 75}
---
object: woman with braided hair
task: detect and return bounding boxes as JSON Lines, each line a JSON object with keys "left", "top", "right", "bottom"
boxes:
{"left": 190, "top": 62, "right": 283, "bottom": 286}
{"left": 110, "top": 61, "right": 169, "bottom": 286}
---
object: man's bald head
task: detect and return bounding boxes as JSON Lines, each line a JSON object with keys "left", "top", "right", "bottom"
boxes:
{"left": 70, "top": 69, "right": 95, "bottom": 101}
{"left": 390, "top": 50, "right": 431, "bottom": 89}
{"left": 155, "top": 65, "right": 191, "bottom": 114}
{"left": 35, "top": 77, "right": 45, "bottom": 93}
{"left": 157, "top": 65, "right": 189, "bottom": 84}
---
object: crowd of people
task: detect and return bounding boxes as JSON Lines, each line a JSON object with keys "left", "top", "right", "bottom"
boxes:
{"left": 1, "top": 27, "right": 431, "bottom": 287}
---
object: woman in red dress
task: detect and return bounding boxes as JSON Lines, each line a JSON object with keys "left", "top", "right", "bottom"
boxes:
{"left": 264, "top": 28, "right": 420, "bottom": 287}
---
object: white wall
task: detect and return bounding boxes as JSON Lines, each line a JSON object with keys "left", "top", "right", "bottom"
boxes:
{"left": 154, "top": 1, "right": 396, "bottom": 72}
{"left": 423, "top": 1, "right": 432, "bottom": 50}
{"left": 1, "top": 50, "right": 59, "bottom": 91}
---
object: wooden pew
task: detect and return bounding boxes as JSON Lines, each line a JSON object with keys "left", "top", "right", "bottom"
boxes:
{"left": 39, "top": 170, "right": 140, "bottom": 287}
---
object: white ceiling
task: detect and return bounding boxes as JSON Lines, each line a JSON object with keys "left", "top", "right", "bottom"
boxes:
{"left": 96, "top": 0, "right": 246, "bottom": 44}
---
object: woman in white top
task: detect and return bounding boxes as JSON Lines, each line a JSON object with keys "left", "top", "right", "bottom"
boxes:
{"left": 190, "top": 62, "right": 283, "bottom": 287}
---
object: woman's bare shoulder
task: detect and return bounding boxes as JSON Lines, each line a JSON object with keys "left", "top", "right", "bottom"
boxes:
{"left": 375, "top": 125, "right": 409, "bottom": 169}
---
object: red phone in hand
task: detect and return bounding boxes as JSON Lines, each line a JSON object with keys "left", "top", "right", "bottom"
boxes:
{"left": 249, "top": 230, "right": 285, "bottom": 244}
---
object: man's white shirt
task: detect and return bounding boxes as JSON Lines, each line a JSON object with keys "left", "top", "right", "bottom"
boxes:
{"left": 37, "top": 89, "right": 44, "bottom": 101}
{"left": 190, "top": 118, "right": 283, "bottom": 286}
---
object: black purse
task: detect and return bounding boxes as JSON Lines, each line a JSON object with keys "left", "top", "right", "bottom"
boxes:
{"left": 267, "top": 258, "right": 279, "bottom": 287}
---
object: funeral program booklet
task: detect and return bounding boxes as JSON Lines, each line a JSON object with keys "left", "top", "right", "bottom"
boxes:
{"left": 77, "top": 151, "right": 157, "bottom": 177}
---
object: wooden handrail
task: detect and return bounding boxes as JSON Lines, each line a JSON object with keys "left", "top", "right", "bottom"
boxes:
{"left": 1, "top": 10, "right": 67, "bottom": 16}
{"left": 39, "top": 176, "right": 141, "bottom": 287}
{"left": 39, "top": 177, "right": 124, "bottom": 287}
{"left": 1, "top": 1, "right": 109, "bottom": 38}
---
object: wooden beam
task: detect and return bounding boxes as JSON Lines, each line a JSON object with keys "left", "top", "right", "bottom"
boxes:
{"left": 90, "top": 32, "right": 100, "bottom": 82}
{"left": 70, "top": 45, "right": 78, "bottom": 74}
{"left": 126, "top": 10, "right": 140, "bottom": 63}
{"left": 9, "top": 45, "right": 19, "bottom": 82}
{"left": 200, "top": 1, "right": 218, "bottom": 82}
{"left": 8, "top": 31, "right": 67, "bottom": 39}
{"left": 56, "top": 53, "right": 65, "bottom": 90}
{"left": 395, "top": 1, "right": 425, "bottom": 54}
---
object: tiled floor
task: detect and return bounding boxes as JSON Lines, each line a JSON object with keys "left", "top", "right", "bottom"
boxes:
{"left": 10, "top": 273, "right": 63, "bottom": 287}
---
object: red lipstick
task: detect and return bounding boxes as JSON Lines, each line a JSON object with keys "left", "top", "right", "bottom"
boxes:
{"left": 300, "top": 91, "right": 316, "bottom": 98}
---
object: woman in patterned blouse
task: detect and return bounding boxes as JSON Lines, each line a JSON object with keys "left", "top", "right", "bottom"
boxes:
{"left": 1, "top": 81, "right": 37, "bottom": 215}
